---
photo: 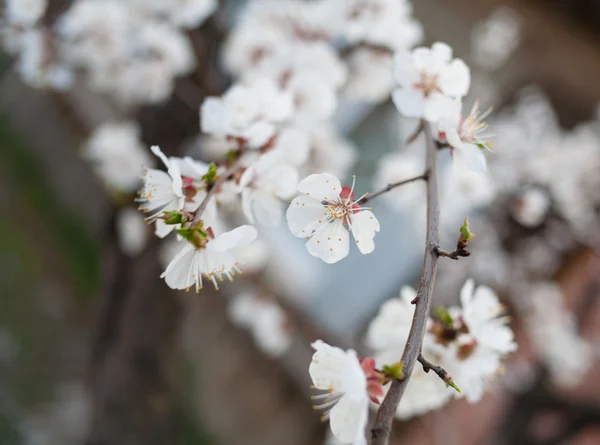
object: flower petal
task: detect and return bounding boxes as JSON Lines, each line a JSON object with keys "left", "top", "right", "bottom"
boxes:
{"left": 286, "top": 195, "right": 329, "bottom": 237}
{"left": 438, "top": 59, "right": 470, "bottom": 97}
{"left": 306, "top": 220, "right": 349, "bottom": 264}
{"left": 329, "top": 394, "right": 369, "bottom": 443}
{"left": 207, "top": 225, "right": 258, "bottom": 252}
{"left": 454, "top": 143, "right": 488, "bottom": 173}
{"left": 349, "top": 211, "right": 380, "bottom": 255}
{"left": 161, "top": 243, "right": 197, "bottom": 290}
{"left": 393, "top": 51, "right": 420, "bottom": 87}
{"left": 297, "top": 173, "right": 342, "bottom": 202}
{"left": 460, "top": 278, "right": 475, "bottom": 308}
{"left": 392, "top": 87, "right": 425, "bottom": 118}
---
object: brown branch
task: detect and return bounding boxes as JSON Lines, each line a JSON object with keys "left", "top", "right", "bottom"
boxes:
{"left": 191, "top": 163, "right": 239, "bottom": 226}
{"left": 435, "top": 246, "right": 470, "bottom": 260}
{"left": 406, "top": 121, "right": 425, "bottom": 145}
{"left": 358, "top": 173, "right": 429, "bottom": 204}
{"left": 418, "top": 354, "right": 452, "bottom": 385}
{"left": 370, "top": 121, "right": 441, "bottom": 445}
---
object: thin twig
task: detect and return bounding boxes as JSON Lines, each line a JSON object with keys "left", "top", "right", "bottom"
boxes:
{"left": 370, "top": 121, "right": 441, "bottom": 445}
{"left": 418, "top": 353, "right": 452, "bottom": 384}
{"left": 359, "top": 172, "right": 429, "bottom": 204}
{"left": 191, "top": 163, "right": 239, "bottom": 225}
{"left": 406, "top": 121, "right": 425, "bottom": 145}
{"left": 435, "top": 246, "right": 470, "bottom": 260}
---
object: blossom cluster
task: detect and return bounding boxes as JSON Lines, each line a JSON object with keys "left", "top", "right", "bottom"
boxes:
{"left": 1, "top": 0, "right": 215, "bottom": 103}
{"left": 309, "top": 280, "right": 516, "bottom": 443}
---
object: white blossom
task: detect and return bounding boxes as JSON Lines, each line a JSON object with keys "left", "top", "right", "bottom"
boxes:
{"left": 201, "top": 79, "right": 294, "bottom": 148}
{"left": 228, "top": 292, "right": 291, "bottom": 357}
{"left": 307, "top": 126, "right": 357, "bottom": 180}
{"left": 333, "top": 0, "right": 423, "bottom": 51}
{"left": 5, "top": 0, "right": 48, "bottom": 26}
{"left": 438, "top": 100, "right": 494, "bottom": 173}
{"left": 239, "top": 151, "right": 299, "bottom": 225}
{"left": 471, "top": 7, "right": 521, "bottom": 70}
{"left": 344, "top": 48, "right": 395, "bottom": 103}
{"left": 84, "top": 122, "right": 153, "bottom": 192}
{"left": 116, "top": 207, "right": 149, "bottom": 257}
{"left": 511, "top": 187, "right": 551, "bottom": 228}
{"left": 137, "top": 145, "right": 185, "bottom": 220}
{"left": 365, "top": 287, "right": 453, "bottom": 418}
{"left": 16, "top": 29, "right": 74, "bottom": 91}
{"left": 309, "top": 340, "right": 369, "bottom": 444}
{"left": 161, "top": 225, "right": 258, "bottom": 291}
{"left": 130, "top": 0, "right": 217, "bottom": 29}
{"left": 392, "top": 42, "right": 470, "bottom": 122}
{"left": 287, "top": 174, "right": 379, "bottom": 263}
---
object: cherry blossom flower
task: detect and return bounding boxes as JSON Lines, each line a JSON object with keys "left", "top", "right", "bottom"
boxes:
{"left": 161, "top": 225, "right": 258, "bottom": 291}
{"left": 438, "top": 100, "right": 494, "bottom": 173}
{"left": 201, "top": 79, "right": 294, "bottom": 149}
{"left": 116, "top": 207, "right": 148, "bottom": 257}
{"left": 344, "top": 48, "right": 395, "bottom": 103}
{"left": 228, "top": 292, "right": 292, "bottom": 357}
{"left": 511, "top": 187, "right": 551, "bottom": 228}
{"left": 365, "top": 287, "right": 454, "bottom": 418}
{"left": 309, "top": 340, "right": 372, "bottom": 443}
{"left": 137, "top": 145, "right": 185, "bottom": 221}
{"left": 130, "top": 0, "right": 217, "bottom": 29}
{"left": 6, "top": 0, "right": 48, "bottom": 26}
{"left": 459, "top": 279, "right": 517, "bottom": 355}
{"left": 84, "top": 122, "right": 153, "bottom": 192}
{"left": 238, "top": 152, "right": 299, "bottom": 225}
{"left": 286, "top": 173, "right": 379, "bottom": 263}
{"left": 392, "top": 42, "right": 470, "bottom": 122}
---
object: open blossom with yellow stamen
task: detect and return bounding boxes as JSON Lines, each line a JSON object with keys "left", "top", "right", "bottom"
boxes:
{"left": 161, "top": 225, "right": 257, "bottom": 292}
{"left": 309, "top": 340, "right": 383, "bottom": 444}
{"left": 286, "top": 173, "right": 380, "bottom": 263}
{"left": 438, "top": 100, "right": 495, "bottom": 173}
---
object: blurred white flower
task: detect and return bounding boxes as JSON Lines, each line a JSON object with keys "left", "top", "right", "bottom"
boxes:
{"left": 84, "top": 122, "right": 153, "bottom": 192}
{"left": 308, "top": 126, "right": 357, "bottom": 178}
{"left": 525, "top": 282, "right": 593, "bottom": 387}
{"left": 116, "top": 207, "right": 148, "bottom": 257}
{"left": 6, "top": 0, "right": 48, "bottom": 26}
{"left": 392, "top": 42, "right": 470, "bottom": 122}
{"left": 287, "top": 174, "right": 379, "bottom": 263}
{"left": 130, "top": 0, "right": 217, "bottom": 29}
{"left": 344, "top": 48, "right": 395, "bottom": 103}
{"left": 201, "top": 79, "right": 294, "bottom": 148}
{"left": 309, "top": 340, "right": 369, "bottom": 444}
{"left": 239, "top": 151, "right": 299, "bottom": 225}
{"left": 16, "top": 29, "right": 74, "bottom": 91}
{"left": 333, "top": 0, "right": 422, "bottom": 51}
{"left": 372, "top": 151, "right": 425, "bottom": 212}
{"left": 511, "top": 187, "right": 551, "bottom": 228}
{"left": 161, "top": 225, "right": 258, "bottom": 291}
{"left": 228, "top": 292, "right": 292, "bottom": 357}
{"left": 472, "top": 7, "right": 521, "bottom": 70}
{"left": 137, "top": 145, "right": 185, "bottom": 221}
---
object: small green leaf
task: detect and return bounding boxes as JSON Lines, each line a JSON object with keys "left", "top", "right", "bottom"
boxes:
{"left": 162, "top": 211, "right": 186, "bottom": 225}
{"left": 201, "top": 163, "right": 217, "bottom": 184}
{"left": 446, "top": 379, "right": 461, "bottom": 393}
{"left": 225, "top": 150, "right": 238, "bottom": 162}
{"left": 434, "top": 306, "right": 454, "bottom": 327}
{"left": 382, "top": 362, "right": 404, "bottom": 380}
{"left": 459, "top": 217, "right": 475, "bottom": 242}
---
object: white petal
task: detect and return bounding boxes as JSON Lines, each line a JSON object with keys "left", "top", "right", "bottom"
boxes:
{"left": 253, "top": 190, "right": 283, "bottom": 226}
{"left": 245, "top": 121, "right": 276, "bottom": 148}
{"left": 329, "top": 395, "right": 369, "bottom": 443}
{"left": 392, "top": 88, "right": 425, "bottom": 118}
{"left": 297, "top": 173, "right": 342, "bottom": 202}
{"left": 207, "top": 225, "right": 258, "bottom": 252}
{"left": 349, "top": 211, "right": 380, "bottom": 255}
{"left": 438, "top": 59, "right": 470, "bottom": 97}
{"left": 431, "top": 42, "right": 453, "bottom": 65}
{"left": 306, "top": 220, "right": 349, "bottom": 264}
{"left": 241, "top": 188, "right": 255, "bottom": 223}
{"left": 423, "top": 92, "right": 458, "bottom": 123}
{"left": 151, "top": 145, "right": 170, "bottom": 169}
{"left": 155, "top": 218, "right": 176, "bottom": 239}
{"left": 393, "top": 51, "right": 420, "bottom": 87}
{"left": 238, "top": 166, "right": 255, "bottom": 190}
{"left": 286, "top": 195, "right": 329, "bottom": 237}
{"left": 460, "top": 278, "right": 475, "bottom": 308}
{"left": 167, "top": 160, "right": 184, "bottom": 199}
{"left": 309, "top": 340, "right": 355, "bottom": 391}
{"left": 454, "top": 144, "right": 488, "bottom": 173}
{"left": 269, "top": 164, "right": 299, "bottom": 199}
{"left": 161, "top": 243, "right": 197, "bottom": 290}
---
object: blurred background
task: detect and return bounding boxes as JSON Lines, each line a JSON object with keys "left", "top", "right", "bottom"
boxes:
{"left": 1, "top": 0, "right": 600, "bottom": 444}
